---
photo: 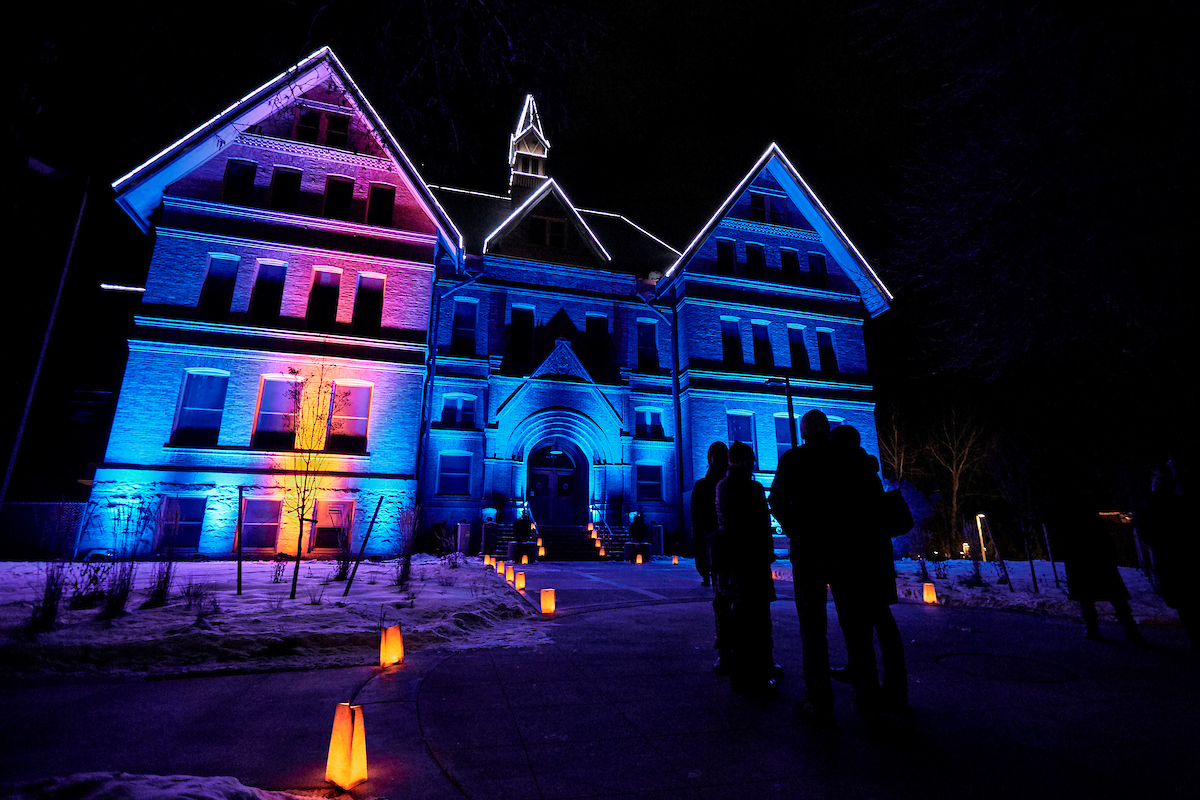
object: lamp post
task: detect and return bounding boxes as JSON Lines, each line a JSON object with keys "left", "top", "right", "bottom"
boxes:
{"left": 765, "top": 377, "right": 797, "bottom": 450}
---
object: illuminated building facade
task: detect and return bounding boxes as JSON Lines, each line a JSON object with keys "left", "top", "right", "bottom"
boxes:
{"left": 83, "top": 49, "right": 890, "bottom": 558}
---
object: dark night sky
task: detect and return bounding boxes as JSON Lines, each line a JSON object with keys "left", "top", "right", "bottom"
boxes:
{"left": 7, "top": 1, "right": 1197, "bottom": 502}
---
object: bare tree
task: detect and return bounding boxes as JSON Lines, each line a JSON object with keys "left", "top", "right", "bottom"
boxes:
{"left": 924, "top": 407, "right": 991, "bottom": 555}
{"left": 273, "top": 363, "right": 350, "bottom": 601}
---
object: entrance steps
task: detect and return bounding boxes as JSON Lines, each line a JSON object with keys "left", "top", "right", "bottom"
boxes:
{"left": 491, "top": 525, "right": 630, "bottom": 562}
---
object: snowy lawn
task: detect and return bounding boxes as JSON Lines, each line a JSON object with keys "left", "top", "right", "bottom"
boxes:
{"left": 0, "top": 555, "right": 548, "bottom": 679}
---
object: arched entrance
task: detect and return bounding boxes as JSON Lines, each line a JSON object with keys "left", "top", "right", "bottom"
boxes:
{"left": 527, "top": 443, "right": 587, "bottom": 526}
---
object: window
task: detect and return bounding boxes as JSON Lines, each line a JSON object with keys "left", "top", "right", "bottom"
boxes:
{"left": 160, "top": 497, "right": 206, "bottom": 550}
{"left": 807, "top": 253, "right": 828, "bottom": 288}
{"left": 366, "top": 184, "right": 396, "bottom": 227}
{"left": 312, "top": 501, "right": 353, "bottom": 551}
{"left": 752, "top": 322, "right": 773, "bottom": 369}
{"left": 636, "top": 464, "right": 663, "bottom": 501}
{"left": 716, "top": 240, "right": 735, "bottom": 276}
{"left": 585, "top": 313, "right": 609, "bottom": 372}
{"left": 249, "top": 260, "right": 286, "bottom": 325}
{"left": 635, "top": 408, "right": 665, "bottom": 438}
{"left": 817, "top": 330, "right": 838, "bottom": 374}
{"left": 440, "top": 395, "right": 476, "bottom": 428}
{"left": 749, "top": 192, "right": 787, "bottom": 224}
{"left": 745, "top": 244, "right": 765, "bottom": 280}
{"left": 171, "top": 370, "right": 229, "bottom": 447}
{"left": 775, "top": 414, "right": 796, "bottom": 458}
{"left": 324, "top": 114, "right": 350, "bottom": 149}
{"left": 637, "top": 320, "right": 659, "bottom": 371}
{"left": 326, "top": 381, "right": 371, "bottom": 453}
{"left": 727, "top": 411, "right": 754, "bottom": 447}
{"left": 269, "top": 167, "right": 301, "bottom": 212}
{"left": 438, "top": 453, "right": 472, "bottom": 495}
{"left": 352, "top": 273, "right": 384, "bottom": 336}
{"left": 252, "top": 375, "right": 301, "bottom": 450}
{"left": 721, "top": 317, "right": 742, "bottom": 365}
{"left": 518, "top": 155, "right": 543, "bottom": 175}
{"left": 323, "top": 177, "right": 354, "bottom": 220}
{"left": 509, "top": 305, "right": 534, "bottom": 364}
{"left": 780, "top": 249, "right": 800, "bottom": 283}
{"left": 197, "top": 254, "right": 239, "bottom": 320}
{"left": 222, "top": 159, "right": 256, "bottom": 206}
{"left": 788, "top": 325, "right": 810, "bottom": 373}
{"left": 294, "top": 109, "right": 351, "bottom": 149}
{"left": 240, "top": 499, "right": 281, "bottom": 550}
{"left": 307, "top": 268, "right": 341, "bottom": 331}
{"left": 529, "top": 217, "right": 566, "bottom": 247}
{"left": 450, "top": 299, "right": 477, "bottom": 355}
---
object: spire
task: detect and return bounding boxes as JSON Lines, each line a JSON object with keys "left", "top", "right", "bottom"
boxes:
{"left": 508, "top": 94, "right": 550, "bottom": 201}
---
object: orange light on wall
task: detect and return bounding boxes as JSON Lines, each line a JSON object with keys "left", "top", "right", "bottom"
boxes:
{"left": 506, "top": 565, "right": 515, "bottom": 583}
{"left": 379, "top": 625, "right": 403, "bottom": 666}
{"left": 598, "top": 547, "right": 605, "bottom": 557}
{"left": 515, "top": 572, "right": 525, "bottom": 591}
{"left": 636, "top": 553, "right": 643, "bottom": 564}
{"left": 923, "top": 582, "right": 937, "bottom": 604}
{"left": 326, "top": 703, "right": 367, "bottom": 790}
{"left": 672, "top": 555, "right": 679, "bottom": 565}
{"left": 538, "top": 546, "right": 545, "bottom": 557}
{"left": 540, "top": 588, "right": 555, "bottom": 614}
{"left": 521, "top": 554, "right": 529, "bottom": 565}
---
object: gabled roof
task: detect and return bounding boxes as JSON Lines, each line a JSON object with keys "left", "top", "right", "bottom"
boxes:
{"left": 664, "top": 144, "right": 892, "bottom": 317}
{"left": 482, "top": 179, "right": 611, "bottom": 263}
{"left": 508, "top": 94, "right": 550, "bottom": 165}
{"left": 111, "top": 47, "right": 461, "bottom": 249}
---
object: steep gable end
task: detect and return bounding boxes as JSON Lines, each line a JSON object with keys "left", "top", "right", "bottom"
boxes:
{"left": 484, "top": 179, "right": 610, "bottom": 268}
{"left": 112, "top": 47, "right": 461, "bottom": 250}
{"left": 665, "top": 145, "right": 892, "bottom": 317}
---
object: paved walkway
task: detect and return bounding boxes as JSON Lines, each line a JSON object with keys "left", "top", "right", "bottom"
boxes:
{"left": 2, "top": 561, "right": 1197, "bottom": 799}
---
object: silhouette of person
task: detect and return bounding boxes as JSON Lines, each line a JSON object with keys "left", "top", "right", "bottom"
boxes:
{"left": 715, "top": 440, "right": 778, "bottom": 696}
{"left": 1138, "top": 458, "right": 1197, "bottom": 649}
{"left": 693, "top": 442, "right": 731, "bottom": 672}
{"left": 828, "top": 425, "right": 909, "bottom": 716}
{"left": 691, "top": 442, "right": 727, "bottom": 589}
{"left": 1045, "top": 470, "right": 1146, "bottom": 644}
{"left": 629, "top": 512, "right": 649, "bottom": 544}
{"left": 513, "top": 510, "right": 532, "bottom": 544}
{"left": 770, "top": 409, "right": 839, "bottom": 725}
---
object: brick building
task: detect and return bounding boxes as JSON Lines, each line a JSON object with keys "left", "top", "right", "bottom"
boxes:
{"left": 83, "top": 49, "right": 890, "bottom": 558}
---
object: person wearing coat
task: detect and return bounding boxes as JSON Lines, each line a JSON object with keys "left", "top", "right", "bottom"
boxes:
{"left": 1138, "top": 459, "right": 1197, "bottom": 649}
{"left": 1045, "top": 471, "right": 1145, "bottom": 643}
{"left": 692, "top": 441, "right": 730, "bottom": 670}
{"left": 828, "top": 425, "right": 908, "bottom": 714}
{"left": 715, "top": 440, "right": 778, "bottom": 697}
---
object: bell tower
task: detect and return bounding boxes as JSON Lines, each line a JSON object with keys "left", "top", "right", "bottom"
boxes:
{"left": 508, "top": 94, "right": 550, "bottom": 202}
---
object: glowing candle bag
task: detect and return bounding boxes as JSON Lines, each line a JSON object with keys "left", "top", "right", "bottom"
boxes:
{"left": 326, "top": 703, "right": 367, "bottom": 789}
{"left": 379, "top": 625, "right": 403, "bottom": 666}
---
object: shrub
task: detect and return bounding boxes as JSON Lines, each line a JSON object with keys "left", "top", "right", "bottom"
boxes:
{"left": 29, "top": 562, "right": 67, "bottom": 633}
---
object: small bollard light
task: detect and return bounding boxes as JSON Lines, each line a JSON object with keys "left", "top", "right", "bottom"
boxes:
{"left": 515, "top": 572, "right": 526, "bottom": 591}
{"left": 541, "top": 588, "right": 556, "bottom": 614}
{"left": 326, "top": 703, "right": 367, "bottom": 790}
{"left": 506, "top": 565, "right": 515, "bottom": 583}
{"left": 923, "top": 582, "right": 937, "bottom": 604}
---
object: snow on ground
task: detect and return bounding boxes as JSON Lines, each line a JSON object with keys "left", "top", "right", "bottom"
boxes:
{"left": 0, "top": 555, "right": 549, "bottom": 679}
{"left": 772, "top": 557, "right": 1175, "bottom": 623}
{"left": 0, "top": 772, "right": 313, "bottom": 800}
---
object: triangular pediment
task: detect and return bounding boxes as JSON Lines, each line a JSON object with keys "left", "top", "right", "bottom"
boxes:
{"left": 494, "top": 338, "right": 622, "bottom": 428}
{"left": 665, "top": 144, "right": 892, "bottom": 317}
{"left": 530, "top": 337, "right": 596, "bottom": 382}
{"left": 112, "top": 47, "right": 461, "bottom": 249}
{"left": 484, "top": 179, "right": 610, "bottom": 268}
